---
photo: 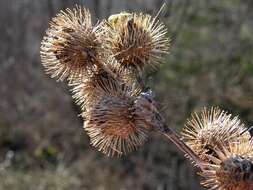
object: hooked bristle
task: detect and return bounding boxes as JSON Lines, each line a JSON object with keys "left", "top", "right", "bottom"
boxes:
{"left": 181, "top": 107, "right": 248, "bottom": 162}
{"left": 200, "top": 138, "right": 253, "bottom": 190}
{"left": 40, "top": 6, "right": 103, "bottom": 81}
{"left": 101, "top": 12, "right": 170, "bottom": 73}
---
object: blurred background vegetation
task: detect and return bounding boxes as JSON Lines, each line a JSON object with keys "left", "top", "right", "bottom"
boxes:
{"left": 0, "top": 0, "right": 252, "bottom": 189}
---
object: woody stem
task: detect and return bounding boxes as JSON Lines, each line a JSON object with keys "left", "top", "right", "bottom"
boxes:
{"left": 159, "top": 125, "right": 206, "bottom": 169}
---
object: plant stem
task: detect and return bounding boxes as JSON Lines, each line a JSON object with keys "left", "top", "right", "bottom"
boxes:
{"left": 159, "top": 125, "right": 206, "bottom": 169}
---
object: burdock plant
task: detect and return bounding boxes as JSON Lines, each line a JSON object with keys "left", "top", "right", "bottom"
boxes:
{"left": 181, "top": 107, "right": 248, "bottom": 162}
{"left": 40, "top": 5, "right": 253, "bottom": 190}
{"left": 103, "top": 11, "right": 170, "bottom": 71}
{"left": 181, "top": 107, "right": 253, "bottom": 190}
{"left": 200, "top": 137, "right": 253, "bottom": 190}
{"left": 41, "top": 6, "right": 106, "bottom": 81}
{"left": 41, "top": 5, "right": 204, "bottom": 165}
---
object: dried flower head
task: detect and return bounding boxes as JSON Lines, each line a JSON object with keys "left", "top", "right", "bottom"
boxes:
{"left": 200, "top": 138, "right": 253, "bottom": 190}
{"left": 102, "top": 12, "right": 170, "bottom": 72}
{"left": 70, "top": 69, "right": 116, "bottom": 111}
{"left": 83, "top": 90, "right": 151, "bottom": 157}
{"left": 70, "top": 57, "right": 142, "bottom": 111}
{"left": 106, "top": 59, "right": 141, "bottom": 86}
{"left": 181, "top": 107, "right": 248, "bottom": 162}
{"left": 41, "top": 6, "right": 103, "bottom": 81}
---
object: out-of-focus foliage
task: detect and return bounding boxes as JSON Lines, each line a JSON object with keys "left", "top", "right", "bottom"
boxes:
{"left": 0, "top": 0, "right": 252, "bottom": 189}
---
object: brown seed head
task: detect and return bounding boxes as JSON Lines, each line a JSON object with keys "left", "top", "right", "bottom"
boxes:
{"left": 106, "top": 58, "right": 141, "bottom": 86}
{"left": 83, "top": 92, "right": 152, "bottom": 157}
{"left": 181, "top": 107, "right": 248, "bottom": 162}
{"left": 40, "top": 6, "right": 103, "bottom": 81}
{"left": 101, "top": 12, "right": 170, "bottom": 72}
{"left": 70, "top": 60, "right": 142, "bottom": 111}
{"left": 70, "top": 70, "right": 113, "bottom": 110}
{"left": 200, "top": 138, "right": 253, "bottom": 190}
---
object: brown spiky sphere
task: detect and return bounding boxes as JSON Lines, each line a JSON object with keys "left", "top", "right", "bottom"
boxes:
{"left": 101, "top": 12, "right": 170, "bottom": 73}
{"left": 181, "top": 107, "right": 248, "bottom": 162}
{"left": 69, "top": 56, "right": 142, "bottom": 111}
{"left": 70, "top": 69, "right": 117, "bottom": 111}
{"left": 200, "top": 138, "right": 253, "bottom": 190}
{"left": 40, "top": 6, "right": 103, "bottom": 81}
{"left": 83, "top": 92, "right": 152, "bottom": 157}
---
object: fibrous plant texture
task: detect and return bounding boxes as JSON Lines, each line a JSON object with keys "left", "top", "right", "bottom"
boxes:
{"left": 200, "top": 138, "right": 253, "bottom": 190}
{"left": 70, "top": 68, "right": 121, "bottom": 111}
{"left": 83, "top": 90, "right": 150, "bottom": 157}
{"left": 102, "top": 12, "right": 170, "bottom": 73}
{"left": 41, "top": 6, "right": 103, "bottom": 81}
{"left": 181, "top": 107, "right": 248, "bottom": 162}
{"left": 69, "top": 57, "right": 141, "bottom": 111}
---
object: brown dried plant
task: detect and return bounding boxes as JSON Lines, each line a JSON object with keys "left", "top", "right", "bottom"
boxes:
{"left": 40, "top": 6, "right": 104, "bottom": 81}
{"left": 40, "top": 5, "right": 253, "bottom": 190}
{"left": 200, "top": 138, "right": 253, "bottom": 190}
{"left": 41, "top": 5, "right": 205, "bottom": 171}
{"left": 83, "top": 86, "right": 205, "bottom": 167}
{"left": 181, "top": 107, "right": 248, "bottom": 163}
{"left": 101, "top": 11, "right": 170, "bottom": 73}
{"left": 70, "top": 69, "right": 120, "bottom": 111}
{"left": 83, "top": 88, "right": 149, "bottom": 157}
{"left": 69, "top": 57, "right": 140, "bottom": 111}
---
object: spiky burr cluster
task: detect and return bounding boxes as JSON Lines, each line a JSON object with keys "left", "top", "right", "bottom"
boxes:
{"left": 181, "top": 107, "right": 253, "bottom": 190}
{"left": 181, "top": 107, "right": 247, "bottom": 162}
{"left": 41, "top": 5, "right": 174, "bottom": 157}
{"left": 41, "top": 5, "right": 253, "bottom": 190}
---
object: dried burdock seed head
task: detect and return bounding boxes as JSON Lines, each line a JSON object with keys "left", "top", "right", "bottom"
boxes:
{"left": 102, "top": 11, "right": 170, "bottom": 72}
{"left": 41, "top": 6, "right": 103, "bottom": 81}
{"left": 70, "top": 70, "right": 117, "bottom": 111}
{"left": 70, "top": 61, "right": 142, "bottom": 111}
{"left": 181, "top": 107, "right": 248, "bottom": 162}
{"left": 200, "top": 138, "right": 253, "bottom": 190}
{"left": 83, "top": 92, "right": 151, "bottom": 157}
{"left": 106, "top": 58, "right": 141, "bottom": 86}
